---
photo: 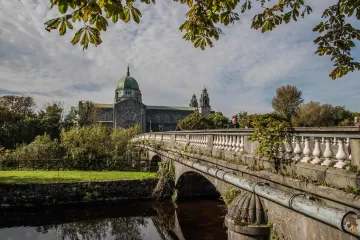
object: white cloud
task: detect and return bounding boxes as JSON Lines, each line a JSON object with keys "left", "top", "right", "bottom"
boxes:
{"left": 0, "top": 0, "right": 359, "bottom": 118}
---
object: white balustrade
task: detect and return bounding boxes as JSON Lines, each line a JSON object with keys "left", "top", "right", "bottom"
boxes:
{"left": 135, "top": 128, "right": 359, "bottom": 173}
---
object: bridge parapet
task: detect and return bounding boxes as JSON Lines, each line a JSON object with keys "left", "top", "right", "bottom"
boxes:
{"left": 133, "top": 127, "right": 360, "bottom": 189}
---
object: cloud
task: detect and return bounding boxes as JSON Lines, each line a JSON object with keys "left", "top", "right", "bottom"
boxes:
{"left": 0, "top": 0, "right": 359, "bottom": 118}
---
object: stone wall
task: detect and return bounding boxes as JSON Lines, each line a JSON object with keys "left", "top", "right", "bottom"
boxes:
{"left": 146, "top": 109, "right": 193, "bottom": 132}
{"left": 0, "top": 179, "right": 157, "bottom": 207}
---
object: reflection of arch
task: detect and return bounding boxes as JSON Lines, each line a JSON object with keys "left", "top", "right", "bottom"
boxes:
{"left": 150, "top": 155, "right": 161, "bottom": 172}
{"left": 176, "top": 171, "right": 219, "bottom": 198}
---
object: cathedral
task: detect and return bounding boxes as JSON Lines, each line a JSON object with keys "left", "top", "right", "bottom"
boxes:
{"left": 80, "top": 65, "right": 212, "bottom": 132}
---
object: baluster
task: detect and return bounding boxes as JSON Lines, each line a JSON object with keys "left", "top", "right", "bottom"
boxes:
{"left": 301, "top": 137, "right": 312, "bottom": 163}
{"left": 321, "top": 138, "right": 333, "bottom": 166}
{"left": 230, "top": 136, "right": 236, "bottom": 151}
{"left": 293, "top": 136, "right": 302, "bottom": 162}
{"left": 220, "top": 135, "right": 224, "bottom": 150}
{"left": 228, "top": 135, "right": 233, "bottom": 151}
{"left": 213, "top": 136, "right": 218, "bottom": 149}
{"left": 235, "top": 136, "right": 240, "bottom": 152}
{"left": 226, "top": 135, "right": 231, "bottom": 151}
{"left": 203, "top": 135, "right": 207, "bottom": 147}
{"left": 228, "top": 136, "right": 232, "bottom": 151}
{"left": 285, "top": 136, "right": 293, "bottom": 160}
{"left": 335, "top": 138, "right": 347, "bottom": 169}
{"left": 346, "top": 138, "right": 351, "bottom": 162}
{"left": 224, "top": 135, "right": 229, "bottom": 150}
{"left": 311, "top": 138, "right": 322, "bottom": 164}
{"left": 239, "top": 136, "right": 245, "bottom": 153}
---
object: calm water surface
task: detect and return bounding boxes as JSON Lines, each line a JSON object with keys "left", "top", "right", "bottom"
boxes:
{"left": 0, "top": 199, "right": 227, "bottom": 240}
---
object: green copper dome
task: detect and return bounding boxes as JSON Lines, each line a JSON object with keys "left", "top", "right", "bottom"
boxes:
{"left": 117, "top": 65, "right": 139, "bottom": 90}
{"left": 117, "top": 76, "right": 139, "bottom": 89}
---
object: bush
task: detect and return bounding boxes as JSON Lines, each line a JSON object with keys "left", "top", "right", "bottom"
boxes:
{"left": 60, "top": 124, "right": 112, "bottom": 169}
{"left": 1, "top": 135, "right": 63, "bottom": 169}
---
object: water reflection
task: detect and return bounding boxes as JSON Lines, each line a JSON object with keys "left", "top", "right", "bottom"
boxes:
{"left": 0, "top": 200, "right": 227, "bottom": 240}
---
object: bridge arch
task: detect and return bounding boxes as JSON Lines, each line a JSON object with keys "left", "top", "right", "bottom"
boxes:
{"left": 150, "top": 155, "right": 161, "bottom": 172}
{"left": 176, "top": 171, "right": 220, "bottom": 198}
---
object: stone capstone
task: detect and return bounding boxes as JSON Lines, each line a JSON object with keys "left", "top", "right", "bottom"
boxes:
{"left": 225, "top": 191, "right": 270, "bottom": 236}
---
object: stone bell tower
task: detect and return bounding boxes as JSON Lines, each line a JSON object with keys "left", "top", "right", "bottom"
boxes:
{"left": 199, "top": 87, "right": 211, "bottom": 117}
{"left": 189, "top": 93, "right": 198, "bottom": 108}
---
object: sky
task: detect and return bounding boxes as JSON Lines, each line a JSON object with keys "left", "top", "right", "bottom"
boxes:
{"left": 0, "top": 0, "right": 359, "bottom": 118}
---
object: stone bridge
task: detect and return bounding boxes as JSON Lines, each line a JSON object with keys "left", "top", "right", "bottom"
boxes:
{"left": 134, "top": 127, "right": 360, "bottom": 240}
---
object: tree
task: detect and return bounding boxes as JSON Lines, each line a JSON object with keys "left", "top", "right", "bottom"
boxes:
{"left": 331, "top": 105, "right": 354, "bottom": 126}
{"left": 45, "top": 1, "right": 360, "bottom": 79}
{"left": 38, "top": 102, "right": 63, "bottom": 140}
{"left": 60, "top": 124, "right": 112, "bottom": 162}
{"left": 63, "top": 106, "right": 78, "bottom": 130}
{"left": 207, "top": 112, "right": 229, "bottom": 129}
{"left": 272, "top": 85, "right": 303, "bottom": 120}
{"left": 78, "top": 101, "right": 97, "bottom": 127}
{"left": 0, "top": 95, "right": 36, "bottom": 115}
{"left": 0, "top": 96, "right": 41, "bottom": 149}
{"left": 178, "top": 112, "right": 209, "bottom": 130}
{"left": 292, "top": 102, "right": 356, "bottom": 127}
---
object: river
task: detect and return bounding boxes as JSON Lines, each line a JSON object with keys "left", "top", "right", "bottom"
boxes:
{"left": 0, "top": 199, "right": 227, "bottom": 240}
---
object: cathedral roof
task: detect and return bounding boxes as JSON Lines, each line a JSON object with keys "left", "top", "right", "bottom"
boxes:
{"left": 117, "top": 65, "right": 139, "bottom": 90}
{"left": 147, "top": 106, "right": 197, "bottom": 111}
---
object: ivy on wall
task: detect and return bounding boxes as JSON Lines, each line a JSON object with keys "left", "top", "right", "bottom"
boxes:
{"left": 249, "top": 114, "right": 293, "bottom": 167}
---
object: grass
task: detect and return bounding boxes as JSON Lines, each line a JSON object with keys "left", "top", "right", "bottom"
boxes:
{"left": 0, "top": 171, "right": 157, "bottom": 184}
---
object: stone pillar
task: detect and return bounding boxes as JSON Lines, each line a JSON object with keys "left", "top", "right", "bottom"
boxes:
{"left": 350, "top": 139, "right": 360, "bottom": 168}
{"left": 225, "top": 192, "right": 270, "bottom": 240}
{"left": 207, "top": 134, "right": 213, "bottom": 150}
{"left": 169, "top": 134, "right": 176, "bottom": 148}
{"left": 350, "top": 117, "right": 360, "bottom": 168}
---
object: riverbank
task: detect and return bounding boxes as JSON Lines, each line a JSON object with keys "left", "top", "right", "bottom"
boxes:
{"left": 0, "top": 176, "right": 158, "bottom": 207}
{"left": 0, "top": 170, "right": 156, "bottom": 183}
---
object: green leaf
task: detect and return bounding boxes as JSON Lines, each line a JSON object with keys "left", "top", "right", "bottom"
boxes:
{"left": 59, "top": 21, "right": 66, "bottom": 35}
{"left": 81, "top": 31, "right": 89, "bottom": 50}
{"left": 71, "top": 28, "right": 84, "bottom": 45}
{"left": 124, "top": 8, "right": 131, "bottom": 22}
{"left": 65, "top": 20, "right": 73, "bottom": 29}
{"left": 58, "top": 0, "right": 68, "bottom": 14}
{"left": 131, "top": 8, "right": 140, "bottom": 23}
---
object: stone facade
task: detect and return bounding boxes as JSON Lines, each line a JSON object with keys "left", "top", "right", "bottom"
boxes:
{"left": 81, "top": 66, "right": 213, "bottom": 132}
